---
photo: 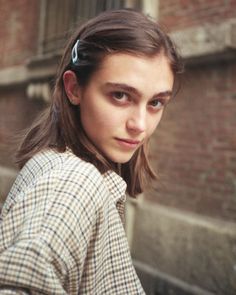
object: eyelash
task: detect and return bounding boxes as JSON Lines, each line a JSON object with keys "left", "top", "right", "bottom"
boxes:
{"left": 149, "top": 99, "right": 165, "bottom": 110}
{"left": 112, "top": 91, "right": 129, "bottom": 101}
{"left": 110, "top": 91, "right": 166, "bottom": 110}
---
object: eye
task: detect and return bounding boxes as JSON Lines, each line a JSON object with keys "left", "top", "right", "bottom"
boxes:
{"left": 112, "top": 91, "right": 129, "bottom": 101}
{"left": 111, "top": 91, "right": 131, "bottom": 105}
{"left": 149, "top": 99, "right": 164, "bottom": 110}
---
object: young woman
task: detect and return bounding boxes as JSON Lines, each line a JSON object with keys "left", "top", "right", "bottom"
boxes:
{"left": 0, "top": 9, "right": 182, "bottom": 294}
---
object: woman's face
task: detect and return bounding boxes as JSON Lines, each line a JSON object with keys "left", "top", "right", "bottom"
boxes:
{"left": 78, "top": 53, "right": 174, "bottom": 163}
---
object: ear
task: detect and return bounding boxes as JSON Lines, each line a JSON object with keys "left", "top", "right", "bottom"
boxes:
{"left": 63, "top": 70, "right": 81, "bottom": 105}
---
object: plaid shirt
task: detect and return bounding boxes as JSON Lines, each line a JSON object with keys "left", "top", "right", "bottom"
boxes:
{"left": 0, "top": 149, "right": 145, "bottom": 294}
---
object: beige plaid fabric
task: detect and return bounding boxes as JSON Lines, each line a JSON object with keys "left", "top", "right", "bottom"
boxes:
{"left": 0, "top": 149, "right": 145, "bottom": 294}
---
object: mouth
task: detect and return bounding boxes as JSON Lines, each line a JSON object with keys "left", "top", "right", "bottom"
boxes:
{"left": 115, "top": 138, "right": 141, "bottom": 149}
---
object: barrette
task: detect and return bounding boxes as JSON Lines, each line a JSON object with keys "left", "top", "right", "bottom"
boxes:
{"left": 71, "top": 39, "right": 80, "bottom": 65}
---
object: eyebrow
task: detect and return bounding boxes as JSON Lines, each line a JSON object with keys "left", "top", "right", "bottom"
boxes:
{"left": 104, "top": 82, "right": 172, "bottom": 100}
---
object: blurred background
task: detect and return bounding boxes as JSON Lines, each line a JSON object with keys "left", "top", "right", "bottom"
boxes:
{"left": 0, "top": 0, "right": 236, "bottom": 294}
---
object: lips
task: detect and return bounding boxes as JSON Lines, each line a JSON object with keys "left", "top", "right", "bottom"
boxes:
{"left": 115, "top": 138, "right": 141, "bottom": 149}
{"left": 118, "top": 138, "right": 140, "bottom": 144}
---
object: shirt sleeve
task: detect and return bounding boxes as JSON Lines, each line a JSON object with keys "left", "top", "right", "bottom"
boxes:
{"left": 0, "top": 164, "right": 105, "bottom": 294}
{"left": 0, "top": 288, "right": 29, "bottom": 295}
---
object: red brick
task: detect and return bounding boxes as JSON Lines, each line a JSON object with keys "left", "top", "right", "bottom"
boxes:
{"left": 0, "top": 0, "right": 40, "bottom": 68}
{"left": 159, "top": 0, "right": 236, "bottom": 31}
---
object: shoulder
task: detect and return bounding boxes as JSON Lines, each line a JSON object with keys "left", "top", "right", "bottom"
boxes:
{"left": 5, "top": 149, "right": 107, "bottom": 213}
{"left": 32, "top": 148, "right": 105, "bottom": 193}
{"left": 17, "top": 148, "right": 104, "bottom": 186}
{"left": 50, "top": 149, "right": 107, "bottom": 200}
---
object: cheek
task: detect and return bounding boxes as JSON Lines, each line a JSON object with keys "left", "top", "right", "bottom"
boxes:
{"left": 81, "top": 110, "right": 104, "bottom": 132}
{"left": 80, "top": 101, "right": 119, "bottom": 133}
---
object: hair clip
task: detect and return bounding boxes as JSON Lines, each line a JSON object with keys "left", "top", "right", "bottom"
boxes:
{"left": 71, "top": 39, "right": 80, "bottom": 65}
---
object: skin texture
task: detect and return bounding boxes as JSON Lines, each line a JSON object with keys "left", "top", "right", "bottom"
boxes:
{"left": 63, "top": 52, "right": 174, "bottom": 163}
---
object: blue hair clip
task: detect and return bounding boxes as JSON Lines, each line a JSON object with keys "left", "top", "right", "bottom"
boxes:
{"left": 71, "top": 39, "right": 80, "bottom": 65}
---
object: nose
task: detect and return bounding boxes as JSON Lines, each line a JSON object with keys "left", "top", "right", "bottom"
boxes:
{"left": 126, "top": 107, "right": 146, "bottom": 134}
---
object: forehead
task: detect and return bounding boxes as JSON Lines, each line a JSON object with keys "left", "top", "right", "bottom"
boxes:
{"left": 92, "top": 52, "right": 174, "bottom": 92}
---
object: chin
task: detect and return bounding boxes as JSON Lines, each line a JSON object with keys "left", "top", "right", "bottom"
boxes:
{"left": 109, "top": 153, "right": 134, "bottom": 164}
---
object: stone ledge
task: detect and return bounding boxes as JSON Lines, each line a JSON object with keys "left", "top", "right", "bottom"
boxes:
{"left": 0, "top": 65, "right": 28, "bottom": 87}
{"left": 0, "top": 53, "right": 60, "bottom": 87}
{"left": 171, "top": 18, "right": 236, "bottom": 64}
{"left": 130, "top": 201, "right": 236, "bottom": 295}
{"left": 134, "top": 260, "right": 215, "bottom": 295}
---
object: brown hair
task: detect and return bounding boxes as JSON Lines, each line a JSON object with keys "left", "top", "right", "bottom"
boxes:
{"left": 16, "top": 9, "right": 183, "bottom": 197}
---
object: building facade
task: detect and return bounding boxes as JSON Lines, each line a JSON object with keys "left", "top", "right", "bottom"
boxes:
{"left": 0, "top": 0, "right": 236, "bottom": 294}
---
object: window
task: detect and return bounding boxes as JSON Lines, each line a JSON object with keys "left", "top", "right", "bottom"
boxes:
{"left": 26, "top": 0, "right": 157, "bottom": 102}
{"left": 39, "top": 0, "right": 142, "bottom": 55}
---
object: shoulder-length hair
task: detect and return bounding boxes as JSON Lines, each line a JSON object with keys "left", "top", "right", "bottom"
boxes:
{"left": 16, "top": 9, "right": 183, "bottom": 197}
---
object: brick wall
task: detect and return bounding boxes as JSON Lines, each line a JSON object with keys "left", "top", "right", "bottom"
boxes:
{"left": 0, "top": 0, "right": 44, "bottom": 206}
{"left": 159, "top": 0, "right": 236, "bottom": 31}
{"left": 149, "top": 60, "right": 236, "bottom": 222}
{"left": 0, "top": 0, "right": 40, "bottom": 68}
{"left": 147, "top": 1, "right": 236, "bottom": 222}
